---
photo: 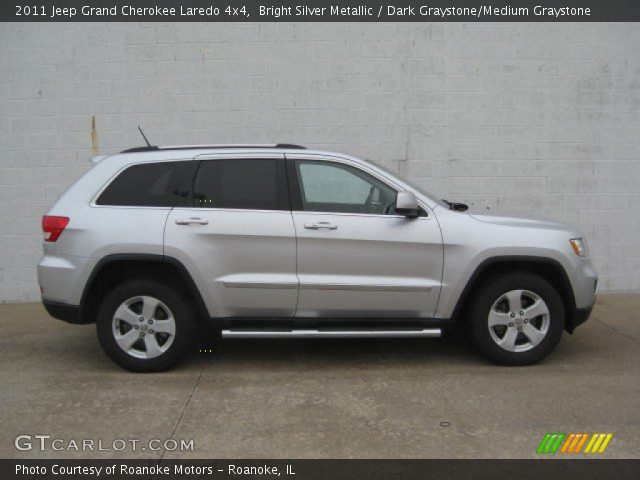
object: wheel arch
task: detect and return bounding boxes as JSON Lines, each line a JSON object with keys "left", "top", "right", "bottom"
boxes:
{"left": 79, "top": 254, "right": 209, "bottom": 325}
{"left": 451, "top": 255, "right": 579, "bottom": 333}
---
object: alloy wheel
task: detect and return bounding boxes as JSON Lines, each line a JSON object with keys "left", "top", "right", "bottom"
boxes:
{"left": 112, "top": 296, "right": 176, "bottom": 359}
{"left": 487, "top": 289, "right": 550, "bottom": 352}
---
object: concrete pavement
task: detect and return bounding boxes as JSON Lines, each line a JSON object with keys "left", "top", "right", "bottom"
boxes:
{"left": 1, "top": 294, "right": 638, "bottom": 459}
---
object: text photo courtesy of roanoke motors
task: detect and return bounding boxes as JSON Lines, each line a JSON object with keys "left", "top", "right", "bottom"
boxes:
{"left": 0, "top": 1, "right": 639, "bottom": 479}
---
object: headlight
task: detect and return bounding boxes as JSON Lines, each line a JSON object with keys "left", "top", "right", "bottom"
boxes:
{"left": 570, "top": 238, "right": 587, "bottom": 257}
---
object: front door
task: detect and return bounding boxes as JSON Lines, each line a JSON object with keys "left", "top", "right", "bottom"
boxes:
{"left": 164, "top": 154, "right": 298, "bottom": 318}
{"left": 289, "top": 157, "right": 443, "bottom": 319}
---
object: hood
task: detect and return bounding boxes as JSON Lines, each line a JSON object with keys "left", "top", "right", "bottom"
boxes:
{"left": 468, "top": 209, "right": 578, "bottom": 232}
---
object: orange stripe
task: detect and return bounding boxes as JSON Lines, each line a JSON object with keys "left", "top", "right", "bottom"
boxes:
{"left": 561, "top": 434, "right": 575, "bottom": 453}
{"left": 568, "top": 434, "right": 582, "bottom": 453}
{"left": 574, "top": 433, "right": 589, "bottom": 453}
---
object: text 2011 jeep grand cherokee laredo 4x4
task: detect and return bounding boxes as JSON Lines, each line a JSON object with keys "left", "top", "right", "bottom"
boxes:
{"left": 38, "top": 144, "right": 597, "bottom": 371}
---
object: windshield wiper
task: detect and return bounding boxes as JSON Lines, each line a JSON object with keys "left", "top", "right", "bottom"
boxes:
{"left": 441, "top": 199, "right": 469, "bottom": 212}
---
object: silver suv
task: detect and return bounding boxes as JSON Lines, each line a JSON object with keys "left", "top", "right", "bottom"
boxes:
{"left": 38, "top": 144, "right": 598, "bottom": 371}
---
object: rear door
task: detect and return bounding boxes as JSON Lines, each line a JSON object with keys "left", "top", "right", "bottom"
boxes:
{"left": 164, "top": 153, "right": 298, "bottom": 318}
{"left": 288, "top": 155, "right": 443, "bottom": 319}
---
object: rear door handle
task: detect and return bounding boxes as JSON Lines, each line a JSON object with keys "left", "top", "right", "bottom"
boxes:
{"left": 175, "top": 217, "right": 209, "bottom": 225}
{"left": 304, "top": 221, "right": 337, "bottom": 230}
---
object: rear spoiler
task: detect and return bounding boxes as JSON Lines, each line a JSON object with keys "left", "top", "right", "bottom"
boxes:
{"left": 89, "top": 155, "right": 110, "bottom": 164}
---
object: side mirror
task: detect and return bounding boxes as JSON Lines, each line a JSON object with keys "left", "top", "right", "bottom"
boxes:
{"left": 395, "top": 191, "right": 420, "bottom": 218}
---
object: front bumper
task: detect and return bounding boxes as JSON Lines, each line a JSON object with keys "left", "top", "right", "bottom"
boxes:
{"left": 572, "top": 304, "right": 594, "bottom": 330}
{"left": 565, "top": 300, "right": 595, "bottom": 334}
{"left": 567, "top": 258, "right": 597, "bottom": 333}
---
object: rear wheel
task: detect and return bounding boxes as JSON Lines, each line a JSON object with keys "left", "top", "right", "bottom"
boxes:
{"left": 468, "top": 272, "right": 565, "bottom": 365}
{"left": 97, "top": 278, "right": 196, "bottom": 372}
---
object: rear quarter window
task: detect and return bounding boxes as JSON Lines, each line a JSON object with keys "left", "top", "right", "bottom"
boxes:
{"left": 96, "top": 161, "right": 197, "bottom": 207}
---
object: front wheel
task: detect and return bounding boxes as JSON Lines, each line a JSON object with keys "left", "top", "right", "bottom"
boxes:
{"left": 97, "top": 278, "right": 196, "bottom": 372}
{"left": 468, "top": 273, "right": 565, "bottom": 366}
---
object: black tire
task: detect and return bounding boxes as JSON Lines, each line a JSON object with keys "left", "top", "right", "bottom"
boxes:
{"left": 96, "top": 278, "right": 197, "bottom": 372}
{"left": 467, "top": 272, "right": 565, "bottom": 366}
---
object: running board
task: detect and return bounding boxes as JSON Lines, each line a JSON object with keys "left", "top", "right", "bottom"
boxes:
{"left": 221, "top": 328, "right": 441, "bottom": 339}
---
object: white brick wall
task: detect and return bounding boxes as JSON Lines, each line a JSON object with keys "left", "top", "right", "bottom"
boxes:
{"left": 1, "top": 22, "right": 639, "bottom": 302}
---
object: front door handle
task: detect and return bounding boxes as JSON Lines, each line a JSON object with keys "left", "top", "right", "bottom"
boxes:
{"left": 304, "top": 221, "right": 337, "bottom": 230}
{"left": 175, "top": 217, "right": 209, "bottom": 225}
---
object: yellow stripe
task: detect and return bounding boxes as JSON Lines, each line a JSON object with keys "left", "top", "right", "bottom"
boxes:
{"left": 561, "top": 434, "right": 575, "bottom": 453}
{"left": 590, "top": 434, "right": 606, "bottom": 453}
{"left": 597, "top": 434, "right": 613, "bottom": 453}
{"left": 568, "top": 434, "right": 581, "bottom": 453}
{"left": 584, "top": 434, "right": 598, "bottom": 453}
{"left": 574, "top": 433, "right": 589, "bottom": 453}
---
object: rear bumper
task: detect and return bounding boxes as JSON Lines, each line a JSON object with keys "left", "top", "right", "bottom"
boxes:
{"left": 43, "top": 299, "right": 82, "bottom": 324}
{"left": 37, "top": 253, "right": 94, "bottom": 306}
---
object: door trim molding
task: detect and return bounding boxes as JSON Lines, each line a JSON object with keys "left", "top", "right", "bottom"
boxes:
{"left": 223, "top": 281, "right": 298, "bottom": 290}
{"left": 299, "top": 283, "right": 433, "bottom": 292}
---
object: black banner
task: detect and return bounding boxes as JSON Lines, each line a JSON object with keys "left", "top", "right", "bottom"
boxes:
{"left": 2, "top": 459, "right": 640, "bottom": 480}
{"left": 3, "top": 0, "right": 640, "bottom": 22}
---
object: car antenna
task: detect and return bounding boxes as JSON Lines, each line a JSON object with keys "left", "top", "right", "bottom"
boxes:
{"left": 138, "top": 126, "right": 153, "bottom": 147}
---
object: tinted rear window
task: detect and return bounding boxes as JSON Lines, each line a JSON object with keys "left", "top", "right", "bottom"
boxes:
{"left": 97, "top": 161, "right": 197, "bottom": 207}
{"left": 193, "top": 158, "right": 287, "bottom": 210}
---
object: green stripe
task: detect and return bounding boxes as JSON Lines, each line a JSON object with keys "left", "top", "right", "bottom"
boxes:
{"left": 544, "top": 434, "right": 558, "bottom": 453}
{"left": 537, "top": 433, "right": 566, "bottom": 454}
{"left": 549, "top": 433, "right": 566, "bottom": 453}
{"left": 537, "top": 433, "right": 553, "bottom": 454}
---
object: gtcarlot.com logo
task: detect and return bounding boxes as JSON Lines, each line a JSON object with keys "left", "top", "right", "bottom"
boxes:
{"left": 536, "top": 432, "right": 613, "bottom": 454}
{"left": 14, "top": 434, "right": 194, "bottom": 452}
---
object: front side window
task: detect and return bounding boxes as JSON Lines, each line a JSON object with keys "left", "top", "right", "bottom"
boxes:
{"left": 295, "top": 160, "right": 397, "bottom": 215}
{"left": 97, "top": 161, "right": 196, "bottom": 207}
{"left": 193, "top": 158, "right": 287, "bottom": 210}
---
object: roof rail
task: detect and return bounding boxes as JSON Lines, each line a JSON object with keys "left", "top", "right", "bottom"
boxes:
{"left": 120, "top": 144, "right": 305, "bottom": 153}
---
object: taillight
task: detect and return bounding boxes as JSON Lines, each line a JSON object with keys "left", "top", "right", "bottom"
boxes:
{"left": 42, "top": 215, "right": 69, "bottom": 242}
